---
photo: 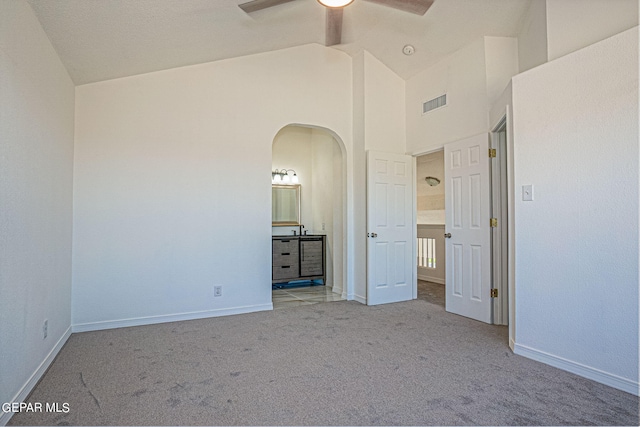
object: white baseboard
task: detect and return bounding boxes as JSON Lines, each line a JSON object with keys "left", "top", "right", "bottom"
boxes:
{"left": 331, "top": 285, "right": 343, "bottom": 297}
{"left": 353, "top": 294, "right": 366, "bottom": 304}
{"left": 514, "top": 343, "right": 639, "bottom": 396}
{"left": 72, "top": 303, "right": 273, "bottom": 333}
{"left": 417, "top": 274, "right": 445, "bottom": 284}
{"left": 509, "top": 337, "right": 515, "bottom": 352}
{"left": 1, "top": 326, "right": 72, "bottom": 426}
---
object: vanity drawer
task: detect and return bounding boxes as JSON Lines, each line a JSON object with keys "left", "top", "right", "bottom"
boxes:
{"left": 273, "top": 264, "right": 299, "bottom": 280}
{"left": 273, "top": 251, "right": 297, "bottom": 266}
{"left": 273, "top": 238, "right": 299, "bottom": 256}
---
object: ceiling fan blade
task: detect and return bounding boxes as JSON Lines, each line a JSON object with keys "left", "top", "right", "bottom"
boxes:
{"left": 238, "top": 0, "right": 297, "bottom": 14}
{"left": 325, "top": 8, "right": 343, "bottom": 46}
{"left": 364, "top": 0, "right": 434, "bottom": 15}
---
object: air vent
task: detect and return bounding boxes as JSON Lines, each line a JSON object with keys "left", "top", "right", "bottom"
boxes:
{"left": 422, "top": 94, "right": 447, "bottom": 114}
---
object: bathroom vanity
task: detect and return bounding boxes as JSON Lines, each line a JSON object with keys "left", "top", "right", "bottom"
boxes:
{"left": 272, "top": 235, "right": 325, "bottom": 285}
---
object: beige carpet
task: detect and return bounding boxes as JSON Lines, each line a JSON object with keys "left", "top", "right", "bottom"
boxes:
{"left": 9, "top": 299, "right": 638, "bottom": 426}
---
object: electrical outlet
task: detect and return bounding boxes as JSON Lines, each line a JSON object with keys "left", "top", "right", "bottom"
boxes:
{"left": 43, "top": 319, "right": 48, "bottom": 339}
{"left": 322, "top": 223, "right": 325, "bottom": 231}
{"left": 214, "top": 286, "right": 222, "bottom": 297}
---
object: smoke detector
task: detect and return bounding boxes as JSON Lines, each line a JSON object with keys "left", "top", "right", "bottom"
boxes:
{"left": 403, "top": 45, "right": 415, "bottom": 55}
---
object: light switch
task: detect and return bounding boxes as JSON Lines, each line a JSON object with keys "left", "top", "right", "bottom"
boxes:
{"left": 522, "top": 185, "right": 534, "bottom": 201}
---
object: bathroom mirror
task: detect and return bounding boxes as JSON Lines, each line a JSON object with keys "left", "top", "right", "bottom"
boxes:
{"left": 272, "top": 184, "right": 301, "bottom": 225}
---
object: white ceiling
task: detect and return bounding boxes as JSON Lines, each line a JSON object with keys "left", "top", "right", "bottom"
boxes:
{"left": 27, "top": 0, "right": 531, "bottom": 85}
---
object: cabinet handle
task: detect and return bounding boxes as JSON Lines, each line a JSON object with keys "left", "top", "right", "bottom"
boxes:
{"left": 282, "top": 252, "right": 290, "bottom": 256}
{"left": 281, "top": 266, "right": 290, "bottom": 269}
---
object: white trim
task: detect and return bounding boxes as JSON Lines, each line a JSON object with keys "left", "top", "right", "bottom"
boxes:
{"left": 417, "top": 274, "right": 445, "bottom": 284}
{"left": 514, "top": 343, "right": 639, "bottom": 396}
{"left": 331, "top": 284, "right": 343, "bottom": 297}
{"left": 353, "top": 294, "right": 367, "bottom": 304}
{"left": 1, "top": 327, "right": 72, "bottom": 426}
{"left": 509, "top": 337, "right": 515, "bottom": 352}
{"left": 411, "top": 156, "right": 418, "bottom": 300}
{"left": 72, "top": 304, "right": 273, "bottom": 333}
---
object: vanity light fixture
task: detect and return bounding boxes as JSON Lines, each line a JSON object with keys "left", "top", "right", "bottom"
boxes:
{"left": 317, "top": 0, "right": 354, "bottom": 7}
{"left": 272, "top": 169, "right": 298, "bottom": 184}
{"left": 425, "top": 176, "right": 440, "bottom": 186}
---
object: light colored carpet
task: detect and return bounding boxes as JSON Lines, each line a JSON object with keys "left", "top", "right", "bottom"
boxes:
{"left": 8, "top": 299, "right": 638, "bottom": 426}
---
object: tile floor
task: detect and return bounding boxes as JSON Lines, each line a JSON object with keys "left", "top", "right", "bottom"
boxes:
{"left": 272, "top": 284, "right": 344, "bottom": 309}
{"left": 272, "top": 280, "right": 445, "bottom": 310}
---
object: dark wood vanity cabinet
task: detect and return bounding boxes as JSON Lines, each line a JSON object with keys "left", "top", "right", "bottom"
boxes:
{"left": 272, "top": 236, "right": 325, "bottom": 284}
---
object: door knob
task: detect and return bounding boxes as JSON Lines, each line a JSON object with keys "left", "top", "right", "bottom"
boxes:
{"left": 368, "top": 232, "right": 378, "bottom": 238}
{"left": 444, "top": 233, "right": 452, "bottom": 238}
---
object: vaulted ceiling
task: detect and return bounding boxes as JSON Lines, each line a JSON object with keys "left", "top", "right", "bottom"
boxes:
{"left": 27, "top": 0, "right": 531, "bottom": 85}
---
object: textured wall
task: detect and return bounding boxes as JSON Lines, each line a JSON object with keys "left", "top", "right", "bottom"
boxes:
{"left": 0, "top": 0, "right": 74, "bottom": 419}
{"left": 546, "top": 0, "right": 638, "bottom": 61}
{"left": 73, "top": 44, "right": 353, "bottom": 329}
{"left": 512, "top": 27, "right": 639, "bottom": 394}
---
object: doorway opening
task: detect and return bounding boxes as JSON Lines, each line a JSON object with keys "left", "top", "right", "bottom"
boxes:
{"left": 271, "top": 124, "right": 346, "bottom": 309}
{"left": 415, "top": 149, "right": 446, "bottom": 308}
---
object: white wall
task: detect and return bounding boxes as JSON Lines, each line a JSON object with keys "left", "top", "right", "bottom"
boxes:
{"left": 406, "top": 38, "right": 489, "bottom": 154}
{"left": 363, "top": 51, "right": 406, "bottom": 153}
{"left": 484, "top": 37, "right": 519, "bottom": 110}
{"left": 73, "top": 44, "right": 353, "bottom": 330}
{"left": 272, "top": 126, "right": 314, "bottom": 230}
{"left": 351, "top": 52, "right": 367, "bottom": 303}
{"left": 332, "top": 141, "right": 345, "bottom": 295}
{"left": 512, "top": 27, "right": 639, "bottom": 394}
{"left": 311, "top": 129, "right": 338, "bottom": 287}
{"left": 351, "top": 50, "right": 407, "bottom": 302}
{"left": 0, "top": 0, "right": 74, "bottom": 422}
{"left": 517, "top": 0, "right": 548, "bottom": 73}
{"left": 406, "top": 37, "right": 518, "bottom": 156}
{"left": 546, "top": 0, "right": 638, "bottom": 61}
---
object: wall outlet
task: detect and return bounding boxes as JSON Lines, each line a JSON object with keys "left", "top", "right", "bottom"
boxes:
{"left": 322, "top": 223, "right": 325, "bottom": 231}
{"left": 213, "top": 286, "right": 222, "bottom": 297}
{"left": 43, "top": 319, "right": 48, "bottom": 339}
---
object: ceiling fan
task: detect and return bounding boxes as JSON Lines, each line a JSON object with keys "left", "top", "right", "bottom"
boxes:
{"left": 238, "top": 0, "right": 435, "bottom": 46}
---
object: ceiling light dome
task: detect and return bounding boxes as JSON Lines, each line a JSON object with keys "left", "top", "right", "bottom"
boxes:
{"left": 318, "top": 0, "right": 355, "bottom": 8}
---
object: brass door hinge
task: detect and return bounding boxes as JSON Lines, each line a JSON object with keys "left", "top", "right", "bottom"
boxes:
{"left": 490, "top": 288, "right": 498, "bottom": 298}
{"left": 490, "top": 218, "right": 498, "bottom": 228}
{"left": 489, "top": 148, "right": 497, "bottom": 158}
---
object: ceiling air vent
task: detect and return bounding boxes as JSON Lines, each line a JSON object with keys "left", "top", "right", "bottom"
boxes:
{"left": 422, "top": 94, "right": 447, "bottom": 114}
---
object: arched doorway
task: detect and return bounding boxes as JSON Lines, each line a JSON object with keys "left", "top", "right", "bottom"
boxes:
{"left": 270, "top": 124, "right": 347, "bottom": 308}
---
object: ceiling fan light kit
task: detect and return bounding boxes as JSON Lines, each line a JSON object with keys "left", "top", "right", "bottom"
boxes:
{"left": 239, "top": 0, "right": 435, "bottom": 47}
{"left": 317, "top": 0, "right": 355, "bottom": 7}
{"left": 425, "top": 176, "right": 440, "bottom": 186}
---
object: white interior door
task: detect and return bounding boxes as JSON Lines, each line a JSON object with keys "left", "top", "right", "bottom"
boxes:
{"left": 444, "top": 134, "right": 492, "bottom": 323}
{"left": 366, "top": 150, "right": 414, "bottom": 306}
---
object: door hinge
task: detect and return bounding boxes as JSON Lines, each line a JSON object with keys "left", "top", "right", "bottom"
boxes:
{"left": 490, "top": 218, "right": 498, "bottom": 228}
{"left": 488, "top": 148, "right": 497, "bottom": 158}
{"left": 490, "top": 288, "right": 498, "bottom": 298}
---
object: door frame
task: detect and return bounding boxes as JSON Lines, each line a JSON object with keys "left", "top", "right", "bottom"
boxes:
{"left": 489, "top": 103, "right": 517, "bottom": 349}
{"left": 490, "top": 117, "right": 509, "bottom": 325}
